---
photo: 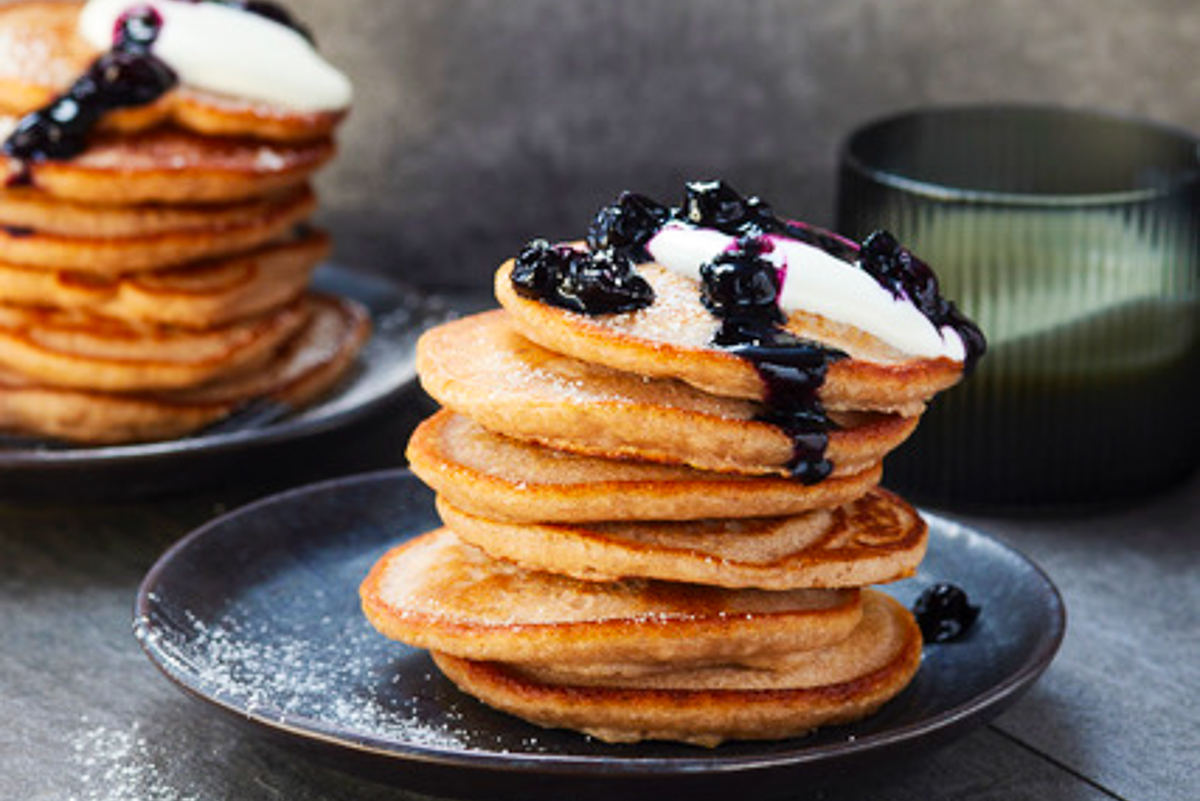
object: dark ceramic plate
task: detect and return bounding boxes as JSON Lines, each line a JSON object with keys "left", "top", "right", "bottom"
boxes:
{"left": 0, "top": 266, "right": 449, "bottom": 499}
{"left": 134, "top": 470, "right": 1066, "bottom": 801}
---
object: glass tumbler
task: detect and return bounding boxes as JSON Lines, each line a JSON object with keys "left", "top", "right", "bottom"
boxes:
{"left": 836, "top": 104, "right": 1200, "bottom": 508}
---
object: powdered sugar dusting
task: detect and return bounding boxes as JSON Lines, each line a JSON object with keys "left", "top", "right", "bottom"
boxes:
{"left": 69, "top": 719, "right": 202, "bottom": 801}
{"left": 135, "top": 592, "right": 470, "bottom": 751}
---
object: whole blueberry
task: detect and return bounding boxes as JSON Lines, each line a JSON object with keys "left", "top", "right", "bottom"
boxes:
{"left": 912, "top": 583, "right": 981, "bottom": 643}
{"left": 684, "top": 180, "right": 753, "bottom": 230}
{"left": 587, "top": 191, "right": 669, "bottom": 255}
{"left": 510, "top": 240, "right": 653, "bottom": 315}
{"left": 699, "top": 241, "right": 783, "bottom": 321}
{"left": 114, "top": 5, "right": 164, "bottom": 51}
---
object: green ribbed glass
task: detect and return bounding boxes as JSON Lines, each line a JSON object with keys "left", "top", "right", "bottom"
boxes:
{"left": 837, "top": 105, "right": 1200, "bottom": 508}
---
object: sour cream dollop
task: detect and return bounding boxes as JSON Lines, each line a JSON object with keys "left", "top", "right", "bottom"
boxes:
{"left": 79, "top": 0, "right": 353, "bottom": 113}
{"left": 646, "top": 221, "right": 967, "bottom": 362}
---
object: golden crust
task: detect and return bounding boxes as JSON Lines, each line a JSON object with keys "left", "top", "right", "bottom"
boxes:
{"left": 429, "top": 592, "right": 923, "bottom": 746}
{"left": 0, "top": 1, "right": 345, "bottom": 142}
{"left": 0, "top": 294, "right": 310, "bottom": 392}
{"left": 0, "top": 185, "right": 316, "bottom": 272}
{"left": 407, "top": 411, "right": 884, "bottom": 523}
{"left": 497, "top": 259, "right": 961, "bottom": 415}
{"left": 0, "top": 292, "right": 369, "bottom": 443}
{"left": 0, "top": 116, "right": 334, "bottom": 205}
{"left": 0, "top": 184, "right": 313, "bottom": 239}
{"left": 0, "top": 228, "right": 328, "bottom": 327}
{"left": 360, "top": 527, "right": 864, "bottom": 667}
{"left": 437, "top": 488, "right": 927, "bottom": 590}
{"left": 417, "top": 311, "right": 918, "bottom": 477}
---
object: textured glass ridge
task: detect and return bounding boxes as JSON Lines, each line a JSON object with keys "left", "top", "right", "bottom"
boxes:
{"left": 837, "top": 105, "right": 1200, "bottom": 506}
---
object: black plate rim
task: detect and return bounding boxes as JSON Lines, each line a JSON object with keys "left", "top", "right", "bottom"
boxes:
{"left": 134, "top": 468, "right": 1066, "bottom": 779}
{"left": 0, "top": 265, "right": 441, "bottom": 470}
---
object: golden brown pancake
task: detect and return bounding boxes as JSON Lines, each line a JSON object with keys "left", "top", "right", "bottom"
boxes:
{"left": 0, "top": 293, "right": 309, "bottom": 392}
{"left": 0, "top": 184, "right": 313, "bottom": 239}
{"left": 0, "top": 228, "right": 327, "bottom": 327}
{"left": 430, "top": 591, "right": 922, "bottom": 746}
{"left": 497, "top": 260, "right": 960, "bottom": 416}
{"left": 0, "top": 115, "right": 334, "bottom": 205}
{"left": 407, "top": 411, "right": 884, "bottom": 523}
{"left": 0, "top": 292, "right": 369, "bottom": 443}
{"left": 0, "top": 184, "right": 315, "bottom": 272}
{"left": 436, "top": 487, "right": 927, "bottom": 590}
{"left": 360, "top": 527, "right": 863, "bottom": 668}
{"left": 0, "top": 1, "right": 344, "bottom": 143}
{"left": 417, "top": 311, "right": 919, "bottom": 477}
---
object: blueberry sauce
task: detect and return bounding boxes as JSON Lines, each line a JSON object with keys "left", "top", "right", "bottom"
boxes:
{"left": 512, "top": 179, "right": 984, "bottom": 483}
{"left": 1, "top": 225, "right": 34, "bottom": 238}
{"left": 587, "top": 191, "right": 669, "bottom": 262}
{"left": 510, "top": 239, "right": 654, "bottom": 315}
{"left": 912, "top": 582, "right": 981, "bottom": 643}
{"left": 696, "top": 230, "right": 847, "bottom": 484}
{"left": 3, "top": 5, "right": 176, "bottom": 180}
{"left": 859, "top": 231, "right": 987, "bottom": 372}
{"left": 211, "top": 0, "right": 315, "bottom": 43}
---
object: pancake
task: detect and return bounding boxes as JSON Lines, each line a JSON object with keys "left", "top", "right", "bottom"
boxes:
{"left": 417, "top": 311, "right": 919, "bottom": 477}
{"left": 0, "top": 115, "right": 334, "bottom": 205}
{"left": 0, "top": 1, "right": 344, "bottom": 143}
{"left": 407, "top": 411, "right": 884, "bottom": 523}
{"left": 0, "top": 184, "right": 314, "bottom": 239}
{"left": 0, "top": 183, "right": 315, "bottom": 272}
{"left": 0, "top": 294, "right": 309, "bottom": 392}
{"left": 497, "top": 260, "right": 960, "bottom": 416}
{"left": 0, "top": 292, "right": 369, "bottom": 443}
{"left": 436, "top": 487, "right": 927, "bottom": 589}
{"left": 430, "top": 591, "right": 922, "bottom": 746}
{"left": 360, "top": 527, "right": 863, "bottom": 668}
{"left": 0, "top": 228, "right": 328, "bottom": 327}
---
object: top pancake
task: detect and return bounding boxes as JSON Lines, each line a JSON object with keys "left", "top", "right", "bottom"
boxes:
{"left": 497, "top": 260, "right": 962, "bottom": 415}
{"left": 417, "top": 311, "right": 919, "bottom": 477}
{"left": 0, "top": 1, "right": 344, "bottom": 143}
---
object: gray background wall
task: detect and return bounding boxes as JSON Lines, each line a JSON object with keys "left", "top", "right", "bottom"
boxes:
{"left": 291, "top": 0, "right": 1200, "bottom": 291}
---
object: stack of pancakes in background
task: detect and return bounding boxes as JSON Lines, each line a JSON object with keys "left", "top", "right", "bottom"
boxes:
{"left": 0, "top": 0, "right": 367, "bottom": 444}
{"left": 362, "top": 199, "right": 978, "bottom": 745}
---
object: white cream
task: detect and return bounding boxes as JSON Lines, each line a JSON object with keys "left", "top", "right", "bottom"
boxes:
{"left": 79, "top": 0, "right": 353, "bottom": 113}
{"left": 646, "top": 221, "right": 966, "bottom": 361}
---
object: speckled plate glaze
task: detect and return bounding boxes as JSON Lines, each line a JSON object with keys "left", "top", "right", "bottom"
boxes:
{"left": 134, "top": 470, "right": 1066, "bottom": 801}
{"left": 0, "top": 266, "right": 449, "bottom": 499}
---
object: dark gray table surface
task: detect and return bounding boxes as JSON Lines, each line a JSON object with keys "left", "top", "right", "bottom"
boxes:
{"left": 2, "top": 382, "right": 1197, "bottom": 801}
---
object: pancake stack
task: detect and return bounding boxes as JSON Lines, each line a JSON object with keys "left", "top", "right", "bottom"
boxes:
{"left": 362, "top": 182, "right": 985, "bottom": 746}
{"left": 0, "top": 0, "right": 367, "bottom": 444}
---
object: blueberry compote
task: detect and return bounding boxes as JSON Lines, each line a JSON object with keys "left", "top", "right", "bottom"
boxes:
{"left": 696, "top": 229, "right": 847, "bottom": 484}
{"left": 586, "top": 191, "right": 669, "bottom": 262}
{"left": 3, "top": 5, "right": 176, "bottom": 180}
{"left": 859, "top": 230, "right": 987, "bottom": 372}
{"left": 210, "top": 0, "right": 315, "bottom": 43}
{"left": 510, "top": 239, "right": 654, "bottom": 315}
{"left": 912, "top": 583, "right": 981, "bottom": 643}
{"left": 515, "top": 179, "right": 983, "bottom": 484}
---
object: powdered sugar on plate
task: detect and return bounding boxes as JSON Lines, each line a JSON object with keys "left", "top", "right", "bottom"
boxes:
{"left": 135, "top": 590, "right": 474, "bottom": 752}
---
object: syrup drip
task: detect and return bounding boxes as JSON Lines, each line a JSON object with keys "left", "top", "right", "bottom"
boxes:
{"left": 699, "top": 233, "right": 847, "bottom": 484}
